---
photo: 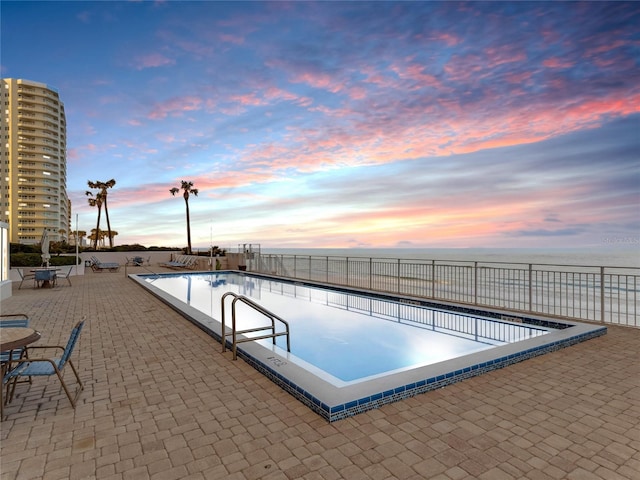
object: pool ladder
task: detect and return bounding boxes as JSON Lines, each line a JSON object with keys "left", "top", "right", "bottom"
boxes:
{"left": 221, "top": 292, "right": 291, "bottom": 360}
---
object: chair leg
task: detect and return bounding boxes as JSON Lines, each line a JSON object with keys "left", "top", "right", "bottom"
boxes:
{"left": 53, "top": 369, "right": 76, "bottom": 408}
{"left": 54, "top": 361, "right": 83, "bottom": 408}
{"left": 7, "top": 373, "right": 18, "bottom": 403}
{"left": 1, "top": 363, "right": 6, "bottom": 420}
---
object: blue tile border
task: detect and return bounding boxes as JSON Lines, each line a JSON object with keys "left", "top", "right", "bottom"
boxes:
{"left": 232, "top": 322, "right": 606, "bottom": 422}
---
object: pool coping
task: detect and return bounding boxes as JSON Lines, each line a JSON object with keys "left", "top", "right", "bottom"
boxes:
{"left": 130, "top": 270, "right": 607, "bottom": 422}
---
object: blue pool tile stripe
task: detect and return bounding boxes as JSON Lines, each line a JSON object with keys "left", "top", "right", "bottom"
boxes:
{"left": 236, "top": 325, "right": 607, "bottom": 422}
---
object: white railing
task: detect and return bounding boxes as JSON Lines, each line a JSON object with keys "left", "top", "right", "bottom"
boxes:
{"left": 252, "top": 254, "right": 639, "bottom": 327}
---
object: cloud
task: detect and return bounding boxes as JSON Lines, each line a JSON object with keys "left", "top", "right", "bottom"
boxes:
{"left": 147, "top": 96, "right": 203, "bottom": 119}
{"left": 133, "top": 53, "right": 176, "bottom": 70}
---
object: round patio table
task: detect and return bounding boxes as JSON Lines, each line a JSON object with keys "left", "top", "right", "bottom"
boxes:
{"left": 1, "top": 327, "right": 41, "bottom": 351}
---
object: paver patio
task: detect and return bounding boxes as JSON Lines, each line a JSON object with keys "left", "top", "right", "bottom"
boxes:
{"left": 1, "top": 269, "right": 638, "bottom": 479}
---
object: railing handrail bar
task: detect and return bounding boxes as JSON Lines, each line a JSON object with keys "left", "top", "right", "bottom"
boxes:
{"left": 221, "top": 291, "right": 291, "bottom": 359}
{"left": 260, "top": 253, "right": 639, "bottom": 271}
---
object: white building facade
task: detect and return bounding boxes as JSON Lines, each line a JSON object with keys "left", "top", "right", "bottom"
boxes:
{"left": 0, "top": 78, "right": 70, "bottom": 244}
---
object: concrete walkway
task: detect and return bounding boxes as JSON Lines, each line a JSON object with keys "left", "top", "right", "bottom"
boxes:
{"left": 1, "top": 269, "right": 638, "bottom": 479}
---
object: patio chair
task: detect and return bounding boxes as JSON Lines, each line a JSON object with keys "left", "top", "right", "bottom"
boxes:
{"left": 16, "top": 269, "right": 35, "bottom": 290}
{"left": 59, "top": 267, "right": 73, "bottom": 286}
{"left": 1, "top": 314, "right": 31, "bottom": 419}
{"left": 5, "top": 319, "right": 85, "bottom": 408}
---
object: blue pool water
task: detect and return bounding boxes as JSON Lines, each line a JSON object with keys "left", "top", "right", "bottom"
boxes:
{"left": 133, "top": 271, "right": 606, "bottom": 421}
{"left": 141, "top": 272, "right": 547, "bottom": 383}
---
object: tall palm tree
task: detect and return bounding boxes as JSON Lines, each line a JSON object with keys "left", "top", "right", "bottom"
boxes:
{"left": 87, "top": 179, "right": 116, "bottom": 247}
{"left": 86, "top": 191, "right": 104, "bottom": 250}
{"left": 170, "top": 180, "right": 199, "bottom": 254}
{"left": 71, "top": 230, "right": 87, "bottom": 247}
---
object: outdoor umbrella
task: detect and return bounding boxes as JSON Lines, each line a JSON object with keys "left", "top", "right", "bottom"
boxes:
{"left": 41, "top": 229, "right": 51, "bottom": 267}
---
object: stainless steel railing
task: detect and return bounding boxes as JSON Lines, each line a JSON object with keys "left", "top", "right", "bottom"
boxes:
{"left": 221, "top": 292, "right": 291, "bottom": 360}
{"left": 253, "top": 254, "right": 639, "bottom": 327}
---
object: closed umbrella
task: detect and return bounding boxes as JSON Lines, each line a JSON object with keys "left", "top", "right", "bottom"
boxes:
{"left": 41, "top": 230, "right": 51, "bottom": 267}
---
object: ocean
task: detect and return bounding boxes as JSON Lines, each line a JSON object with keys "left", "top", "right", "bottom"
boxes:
{"left": 260, "top": 246, "right": 640, "bottom": 269}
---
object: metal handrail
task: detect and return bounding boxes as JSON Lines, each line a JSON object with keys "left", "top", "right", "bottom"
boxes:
{"left": 221, "top": 292, "right": 291, "bottom": 360}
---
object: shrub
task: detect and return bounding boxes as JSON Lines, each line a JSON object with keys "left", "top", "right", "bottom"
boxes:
{"left": 10, "top": 253, "right": 80, "bottom": 267}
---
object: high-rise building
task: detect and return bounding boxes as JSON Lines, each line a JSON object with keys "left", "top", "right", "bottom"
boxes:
{"left": 1, "top": 78, "right": 70, "bottom": 245}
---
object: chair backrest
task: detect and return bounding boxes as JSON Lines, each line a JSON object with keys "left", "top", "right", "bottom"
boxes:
{"left": 59, "top": 320, "right": 85, "bottom": 369}
{"left": 0, "top": 314, "right": 29, "bottom": 328}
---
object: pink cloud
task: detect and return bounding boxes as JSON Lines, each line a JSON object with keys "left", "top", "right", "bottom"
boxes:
{"left": 147, "top": 96, "right": 203, "bottom": 119}
{"left": 229, "top": 93, "right": 268, "bottom": 107}
{"left": 219, "top": 33, "right": 244, "bottom": 45}
{"left": 291, "top": 71, "right": 344, "bottom": 94}
{"left": 391, "top": 63, "right": 443, "bottom": 89}
{"left": 432, "top": 32, "right": 461, "bottom": 47}
{"left": 543, "top": 57, "right": 574, "bottom": 68}
{"left": 133, "top": 53, "right": 176, "bottom": 70}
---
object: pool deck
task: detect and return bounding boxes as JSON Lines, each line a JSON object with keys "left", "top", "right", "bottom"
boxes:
{"left": 1, "top": 268, "right": 638, "bottom": 479}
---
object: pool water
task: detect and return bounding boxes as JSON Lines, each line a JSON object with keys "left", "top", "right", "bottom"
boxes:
{"left": 134, "top": 271, "right": 606, "bottom": 421}
{"left": 143, "top": 272, "right": 548, "bottom": 384}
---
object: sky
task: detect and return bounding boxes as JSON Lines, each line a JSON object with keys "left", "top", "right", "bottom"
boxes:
{"left": 2, "top": 1, "right": 639, "bottom": 251}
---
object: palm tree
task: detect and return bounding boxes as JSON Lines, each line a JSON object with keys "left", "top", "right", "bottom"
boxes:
{"left": 107, "top": 230, "right": 118, "bottom": 245}
{"left": 87, "top": 179, "right": 116, "bottom": 247}
{"left": 170, "top": 180, "right": 199, "bottom": 254}
{"left": 86, "top": 191, "right": 104, "bottom": 249}
{"left": 71, "top": 230, "right": 87, "bottom": 247}
{"left": 89, "top": 229, "right": 111, "bottom": 248}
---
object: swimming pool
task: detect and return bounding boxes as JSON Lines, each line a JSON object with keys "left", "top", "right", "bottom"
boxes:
{"left": 132, "top": 271, "right": 606, "bottom": 421}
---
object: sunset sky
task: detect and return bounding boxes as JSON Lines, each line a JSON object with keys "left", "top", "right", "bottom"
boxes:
{"left": 2, "top": 1, "right": 639, "bottom": 250}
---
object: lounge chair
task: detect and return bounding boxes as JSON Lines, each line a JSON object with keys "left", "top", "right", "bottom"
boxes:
{"left": 5, "top": 319, "right": 85, "bottom": 409}
{"left": 163, "top": 255, "right": 198, "bottom": 269}
{"left": 161, "top": 255, "right": 196, "bottom": 269}
{"left": 90, "top": 256, "right": 120, "bottom": 272}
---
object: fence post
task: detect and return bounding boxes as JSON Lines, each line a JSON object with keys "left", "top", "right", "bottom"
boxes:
{"left": 369, "top": 257, "right": 373, "bottom": 290}
{"left": 326, "top": 256, "right": 329, "bottom": 283}
{"left": 346, "top": 257, "right": 349, "bottom": 286}
{"left": 600, "top": 266, "right": 605, "bottom": 323}
{"left": 473, "top": 262, "right": 478, "bottom": 305}
{"left": 431, "top": 260, "right": 435, "bottom": 298}
{"left": 528, "top": 264, "right": 533, "bottom": 313}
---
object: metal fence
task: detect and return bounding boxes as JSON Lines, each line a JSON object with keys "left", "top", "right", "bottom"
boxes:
{"left": 252, "top": 254, "right": 639, "bottom": 327}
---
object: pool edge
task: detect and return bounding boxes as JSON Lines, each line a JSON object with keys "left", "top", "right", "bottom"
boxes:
{"left": 129, "top": 271, "right": 608, "bottom": 423}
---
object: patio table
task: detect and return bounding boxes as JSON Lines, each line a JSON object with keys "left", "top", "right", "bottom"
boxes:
{"left": 1, "top": 328, "right": 41, "bottom": 352}
{"left": 31, "top": 268, "right": 60, "bottom": 288}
